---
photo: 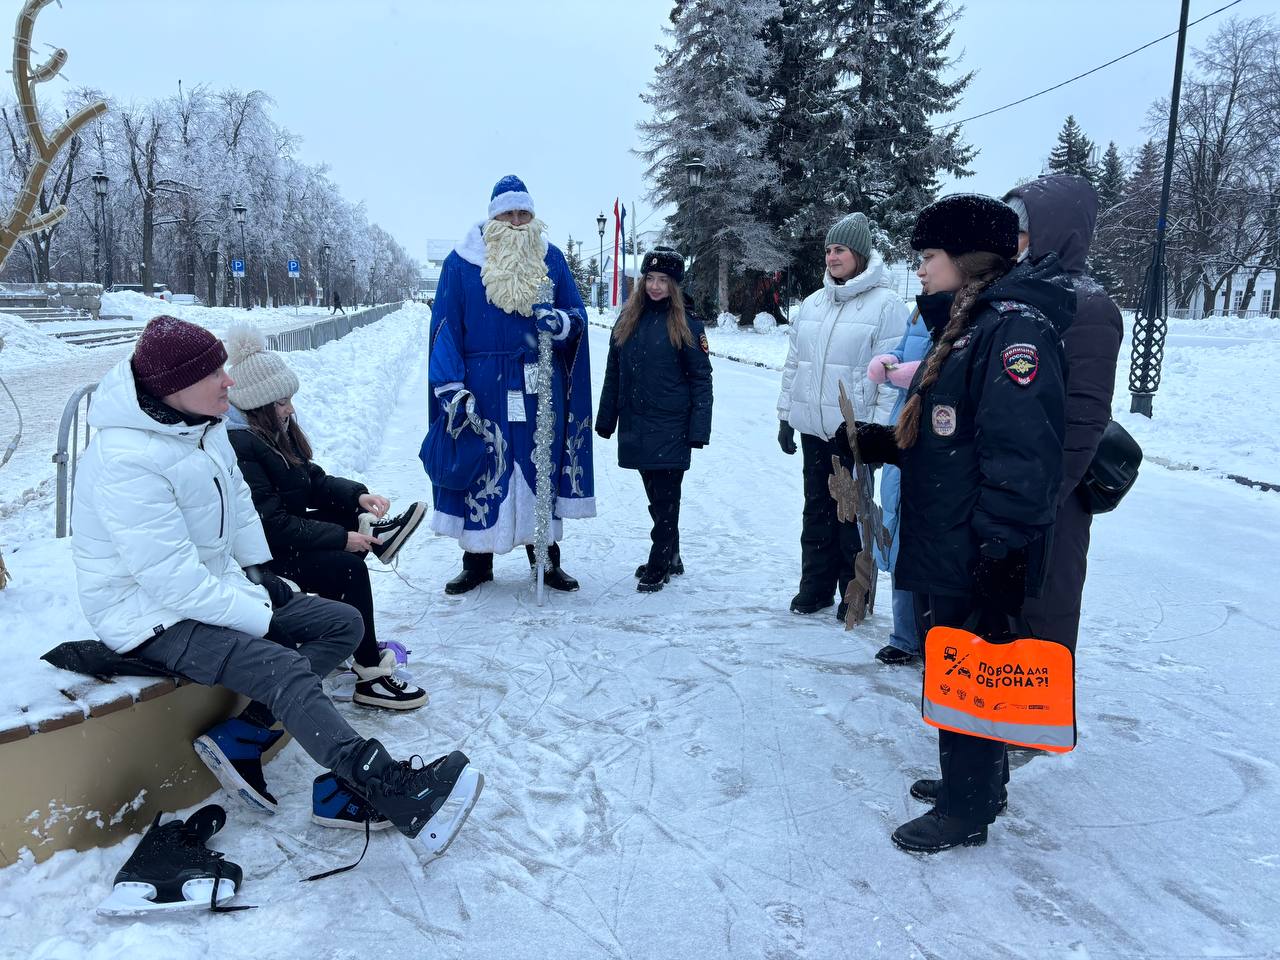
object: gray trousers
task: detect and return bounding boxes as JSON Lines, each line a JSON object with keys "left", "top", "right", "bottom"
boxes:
{"left": 131, "top": 593, "right": 367, "bottom": 781}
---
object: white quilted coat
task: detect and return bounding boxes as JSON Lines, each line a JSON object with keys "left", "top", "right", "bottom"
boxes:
{"left": 777, "top": 252, "right": 910, "bottom": 438}
{"left": 72, "top": 358, "right": 273, "bottom": 653}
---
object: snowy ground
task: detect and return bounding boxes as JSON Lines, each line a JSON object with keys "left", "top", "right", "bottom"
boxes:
{"left": 1, "top": 317, "right": 1278, "bottom": 959}
{"left": 99, "top": 291, "right": 337, "bottom": 333}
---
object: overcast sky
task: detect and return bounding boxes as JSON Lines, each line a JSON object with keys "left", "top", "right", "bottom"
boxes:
{"left": 29, "top": 0, "right": 1276, "bottom": 265}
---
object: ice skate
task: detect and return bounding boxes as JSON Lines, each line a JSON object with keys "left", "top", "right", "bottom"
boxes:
{"left": 97, "top": 805, "right": 245, "bottom": 916}
{"left": 311, "top": 772, "right": 395, "bottom": 831}
{"left": 359, "top": 503, "right": 426, "bottom": 565}
{"left": 193, "top": 717, "right": 283, "bottom": 815}
{"left": 351, "top": 739, "right": 484, "bottom": 857}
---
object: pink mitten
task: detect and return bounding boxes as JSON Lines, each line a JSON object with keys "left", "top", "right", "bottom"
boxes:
{"left": 867, "top": 354, "right": 898, "bottom": 384}
{"left": 888, "top": 360, "right": 921, "bottom": 389}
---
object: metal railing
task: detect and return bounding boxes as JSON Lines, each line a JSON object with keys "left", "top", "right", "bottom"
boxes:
{"left": 53, "top": 301, "right": 405, "bottom": 537}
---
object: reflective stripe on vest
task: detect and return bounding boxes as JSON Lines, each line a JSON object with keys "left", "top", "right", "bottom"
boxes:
{"left": 922, "top": 625, "right": 1077, "bottom": 754}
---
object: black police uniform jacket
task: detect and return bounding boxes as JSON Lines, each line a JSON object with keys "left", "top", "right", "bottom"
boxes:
{"left": 228, "top": 426, "right": 367, "bottom": 559}
{"left": 894, "top": 257, "right": 1075, "bottom": 600}
{"left": 596, "top": 297, "right": 713, "bottom": 471}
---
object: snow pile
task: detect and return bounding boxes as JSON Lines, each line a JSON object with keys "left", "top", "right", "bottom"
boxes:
{"left": 100, "top": 291, "right": 343, "bottom": 335}
{"left": 282, "top": 303, "right": 427, "bottom": 479}
{"left": 1115, "top": 319, "right": 1280, "bottom": 481}
{"left": 751, "top": 311, "right": 777, "bottom": 333}
{"left": 0, "top": 313, "right": 85, "bottom": 369}
{"left": 715, "top": 311, "right": 738, "bottom": 329}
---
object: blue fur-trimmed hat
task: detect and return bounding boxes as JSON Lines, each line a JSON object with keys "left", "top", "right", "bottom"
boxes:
{"left": 488, "top": 175, "right": 535, "bottom": 219}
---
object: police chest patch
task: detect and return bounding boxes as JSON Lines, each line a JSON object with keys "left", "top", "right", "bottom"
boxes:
{"left": 1001, "top": 342, "right": 1039, "bottom": 386}
{"left": 931, "top": 404, "right": 957, "bottom": 437}
{"left": 699, "top": 333, "right": 709, "bottom": 353}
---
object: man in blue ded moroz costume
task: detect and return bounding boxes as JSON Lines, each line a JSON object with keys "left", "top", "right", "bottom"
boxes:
{"left": 422, "top": 175, "right": 595, "bottom": 594}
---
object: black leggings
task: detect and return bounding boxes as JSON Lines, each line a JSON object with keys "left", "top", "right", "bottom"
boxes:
{"left": 640, "top": 469, "right": 684, "bottom": 572}
{"left": 270, "top": 508, "right": 379, "bottom": 668}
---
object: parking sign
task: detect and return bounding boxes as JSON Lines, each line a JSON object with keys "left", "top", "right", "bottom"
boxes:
{"left": 287, "top": 259, "right": 300, "bottom": 278}
{"left": 231, "top": 258, "right": 245, "bottom": 278}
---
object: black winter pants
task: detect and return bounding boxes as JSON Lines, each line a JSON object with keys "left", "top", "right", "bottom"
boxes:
{"left": 915, "top": 592, "right": 1010, "bottom": 825}
{"left": 270, "top": 505, "right": 379, "bottom": 668}
{"left": 1023, "top": 492, "right": 1093, "bottom": 655}
{"left": 640, "top": 469, "right": 684, "bottom": 573}
{"left": 798, "top": 433, "right": 862, "bottom": 603}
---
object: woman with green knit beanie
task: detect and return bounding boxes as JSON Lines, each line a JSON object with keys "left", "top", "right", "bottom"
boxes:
{"left": 776, "top": 212, "right": 909, "bottom": 622}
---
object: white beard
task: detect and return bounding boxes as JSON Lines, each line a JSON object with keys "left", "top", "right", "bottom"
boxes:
{"left": 481, "top": 218, "right": 549, "bottom": 317}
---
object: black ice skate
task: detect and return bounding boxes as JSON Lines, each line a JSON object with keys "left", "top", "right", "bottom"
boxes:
{"left": 98, "top": 804, "right": 248, "bottom": 916}
{"left": 359, "top": 503, "right": 426, "bottom": 565}
{"left": 351, "top": 739, "right": 484, "bottom": 857}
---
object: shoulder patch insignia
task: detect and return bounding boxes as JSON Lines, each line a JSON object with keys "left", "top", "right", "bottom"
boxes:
{"left": 1001, "top": 342, "right": 1039, "bottom": 386}
{"left": 699, "top": 332, "right": 709, "bottom": 353}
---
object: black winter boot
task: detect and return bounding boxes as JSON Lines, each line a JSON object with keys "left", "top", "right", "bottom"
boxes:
{"left": 891, "top": 809, "right": 988, "bottom": 853}
{"left": 910, "top": 778, "right": 1007, "bottom": 814}
{"left": 637, "top": 567, "right": 669, "bottom": 593}
{"left": 527, "top": 543, "right": 579, "bottom": 592}
{"left": 445, "top": 552, "right": 493, "bottom": 595}
{"left": 636, "top": 556, "right": 684, "bottom": 579}
{"left": 790, "top": 592, "right": 834, "bottom": 615}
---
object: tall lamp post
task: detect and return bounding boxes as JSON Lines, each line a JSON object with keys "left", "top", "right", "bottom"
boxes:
{"left": 684, "top": 157, "right": 706, "bottom": 301}
{"left": 596, "top": 212, "right": 607, "bottom": 314}
{"left": 322, "top": 242, "right": 331, "bottom": 308}
{"left": 232, "top": 202, "right": 248, "bottom": 309}
{"left": 1129, "top": 0, "right": 1189, "bottom": 418}
{"left": 348, "top": 257, "right": 356, "bottom": 308}
{"left": 368, "top": 265, "right": 375, "bottom": 306}
{"left": 91, "top": 170, "right": 109, "bottom": 289}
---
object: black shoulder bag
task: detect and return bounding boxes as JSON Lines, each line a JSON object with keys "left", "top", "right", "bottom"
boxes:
{"left": 1078, "top": 419, "right": 1142, "bottom": 515}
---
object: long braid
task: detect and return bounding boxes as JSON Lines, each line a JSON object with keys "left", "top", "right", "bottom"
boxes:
{"left": 894, "top": 252, "right": 1011, "bottom": 449}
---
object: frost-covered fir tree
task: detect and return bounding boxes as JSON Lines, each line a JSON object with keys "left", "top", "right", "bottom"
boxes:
{"left": 1047, "top": 115, "right": 1099, "bottom": 184}
{"left": 759, "top": 0, "right": 844, "bottom": 288}
{"left": 1090, "top": 141, "right": 1127, "bottom": 295}
{"left": 815, "top": 0, "right": 974, "bottom": 257}
{"left": 564, "top": 239, "right": 592, "bottom": 307}
{"left": 638, "top": 0, "right": 784, "bottom": 313}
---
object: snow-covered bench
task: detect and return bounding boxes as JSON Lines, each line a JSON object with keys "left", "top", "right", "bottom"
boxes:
{"left": 0, "top": 539, "right": 278, "bottom": 867}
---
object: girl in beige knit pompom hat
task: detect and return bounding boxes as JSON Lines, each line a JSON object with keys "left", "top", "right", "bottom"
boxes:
{"left": 223, "top": 323, "right": 429, "bottom": 711}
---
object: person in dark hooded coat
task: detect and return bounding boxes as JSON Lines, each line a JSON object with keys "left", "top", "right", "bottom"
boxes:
{"left": 1003, "top": 175, "right": 1124, "bottom": 654}
{"left": 596, "top": 250, "right": 713, "bottom": 593}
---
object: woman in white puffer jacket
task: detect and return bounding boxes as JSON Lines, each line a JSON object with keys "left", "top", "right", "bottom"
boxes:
{"left": 777, "top": 212, "right": 909, "bottom": 620}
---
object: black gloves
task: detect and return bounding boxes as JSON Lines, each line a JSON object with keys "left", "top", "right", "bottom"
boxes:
{"left": 972, "top": 542, "right": 1028, "bottom": 617}
{"left": 244, "top": 565, "right": 296, "bottom": 610}
{"left": 833, "top": 421, "right": 900, "bottom": 467}
{"left": 690, "top": 440, "right": 705, "bottom": 449}
{"left": 777, "top": 421, "right": 797, "bottom": 455}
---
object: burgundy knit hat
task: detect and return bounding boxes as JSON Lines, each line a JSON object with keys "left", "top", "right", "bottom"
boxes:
{"left": 131, "top": 315, "right": 228, "bottom": 398}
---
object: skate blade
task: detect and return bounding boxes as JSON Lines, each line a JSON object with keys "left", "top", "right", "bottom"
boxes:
{"left": 325, "top": 670, "right": 357, "bottom": 702}
{"left": 310, "top": 814, "right": 397, "bottom": 832}
{"left": 420, "top": 767, "right": 484, "bottom": 858}
{"left": 193, "top": 738, "right": 278, "bottom": 815}
{"left": 97, "top": 878, "right": 237, "bottom": 917}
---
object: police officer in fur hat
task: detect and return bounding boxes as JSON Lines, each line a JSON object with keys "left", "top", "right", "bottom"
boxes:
{"left": 840, "top": 194, "right": 1074, "bottom": 853}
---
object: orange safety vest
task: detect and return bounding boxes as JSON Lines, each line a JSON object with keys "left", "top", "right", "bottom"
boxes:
{"left": 922, "top": 624, "right": 1076, "bottom": 753}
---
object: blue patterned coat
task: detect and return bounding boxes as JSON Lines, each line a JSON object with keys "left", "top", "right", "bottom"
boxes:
{"left": 424, "top": 224, "right": 596, "bottom": 553}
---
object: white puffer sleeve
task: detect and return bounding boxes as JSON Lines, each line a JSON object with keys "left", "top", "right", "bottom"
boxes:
{"left": 867, "top": 293, "right": 911, "bottom": 425}
{"left": 96, "top": 453, "right": 273, "bottom": 638}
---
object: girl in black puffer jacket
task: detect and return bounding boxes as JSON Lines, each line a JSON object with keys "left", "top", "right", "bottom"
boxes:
{"left": 223, "top": 324, "right": 428, "bottom": 710}
{"left": 596, "top": 250, "right": 713, "bottom": 592}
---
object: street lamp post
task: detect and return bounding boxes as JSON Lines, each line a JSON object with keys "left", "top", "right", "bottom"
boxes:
{"left": 233, "top": 202, "right": 248, "bottom": 309}
{"left": 684, "top": 157, "right": 706, "bottom": 302}
{"left": 596, "top": 212, "right": 607, "bottom": 314}
{"left": 368, "top": 265, "right": 375, "bottom": 306}
{"left": 92, "top": 170, "right": 111, "bottom": 290}
{"left": 90, "top": 170, "right": 107, "bottom": 289}
{"left": 349, "top": 257, "right": 356, "bottom": 309}
{"left": 322, "top": 242, "right": 331, "bottom": 309}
